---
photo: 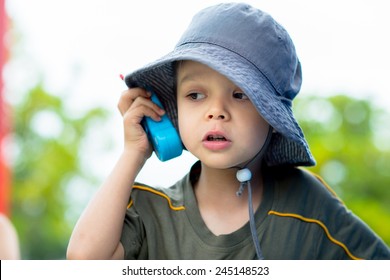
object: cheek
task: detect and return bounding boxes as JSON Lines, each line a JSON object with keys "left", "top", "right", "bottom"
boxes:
{"left": 177, "top": 108, "right": 196, "bottom": 148}
{"left": 242, "top": 114, "right": 270, "bottom": 149}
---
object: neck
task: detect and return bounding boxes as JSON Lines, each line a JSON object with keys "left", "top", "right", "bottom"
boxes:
{"left": 195, "top": 161, "right": 264, "bottom": 206}
{"left": 193, "top": 161, "right": 264, "bottom": 235}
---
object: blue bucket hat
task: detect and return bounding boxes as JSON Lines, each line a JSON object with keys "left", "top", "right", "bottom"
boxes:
{"left": 125, "top": 2, "right": 315, "bottom": 166}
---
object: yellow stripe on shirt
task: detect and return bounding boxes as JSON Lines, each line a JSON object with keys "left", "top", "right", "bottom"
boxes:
{"left": 268, "top": 210, "right": 363, "bottom": 260}
{"left": 128, "top": 185, "right": 186, "bottom": 211}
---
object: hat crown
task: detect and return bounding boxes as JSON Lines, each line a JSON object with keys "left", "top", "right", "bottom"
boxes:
{"left": 176, "top": 3, "right": 301, "bottom": 101}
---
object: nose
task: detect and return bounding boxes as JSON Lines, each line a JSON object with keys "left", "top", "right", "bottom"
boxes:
{"left": 206, "top": 98, "right": 230, "bottom": 121}
{"left": 208, "top": 113, "right": 225, "bottom": 120}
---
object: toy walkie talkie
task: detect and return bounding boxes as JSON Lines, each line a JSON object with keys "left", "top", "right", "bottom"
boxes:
{"left": 141, "top": 92, "right": 183, "bottom": 161}
{"left": 120, "top": 75, "right": 182, "bottom": 161}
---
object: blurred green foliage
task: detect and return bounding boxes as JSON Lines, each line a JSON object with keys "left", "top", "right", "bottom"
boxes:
{"left": 10, "top": 85, "right": 107, "bottom": 259}
{"left": 9, "top": 88, "right": 389, "bottom": 259}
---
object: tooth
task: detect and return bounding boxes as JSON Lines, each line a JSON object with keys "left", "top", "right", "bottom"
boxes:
{"left": 207, "top": 135, "right": 226, "bottom": 141}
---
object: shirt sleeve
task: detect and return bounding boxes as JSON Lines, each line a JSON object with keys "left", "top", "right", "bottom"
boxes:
{"left": 270, "top": 167, "right": 390, "bottom": 260}
{"left": 318, "top": 200, "right": 390, "bottom": 260}
{"left": 120, "top": 204, "right": 146, "bottom": 260}
{"left": 304, "top": 170, "right": 390, "bottom": 260}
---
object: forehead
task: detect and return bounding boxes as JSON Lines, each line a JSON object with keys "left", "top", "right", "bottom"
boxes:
{"left": 176, "top": 60, "right": 238, "bottom": 88}
{"left": 177, "top": 61, "right": 213, "bottom": 79}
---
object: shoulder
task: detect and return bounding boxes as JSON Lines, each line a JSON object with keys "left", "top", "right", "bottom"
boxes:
{"left": 129, "top": 161, "right": 201, "bottom": 212}
{"left": 265, "top": 166, "right": 390, "bottom": 259}
{"left": 0, "top": 214, "right": 20, "bottom": 260}
{"left": 130, "top": 175, "right": 189, "bottom": 212}
{"left": 268, "top": 166, "right": 342, "bottom": 213}
{"left": 267, "top": 166, "right": 346, "bottom": 239}
{"left": 268, "top": 165, "right": 348, "bottom": 229}
{"left": 273, "top": 166, "right": 334, "bottom": 193}
{"left": 0, "top": 214, "right": 18, "bottom": 238}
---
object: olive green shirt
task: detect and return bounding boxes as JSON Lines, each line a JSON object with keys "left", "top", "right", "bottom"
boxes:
{"left": 120, "top": 162, "right": 390, "bottom": 259}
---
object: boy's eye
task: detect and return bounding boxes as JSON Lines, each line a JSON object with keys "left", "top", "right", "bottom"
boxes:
{"left": 233, "top": 92, "right": 249, "bottom": 100}
{"left": 187, "top": 92, "right": 205, "bottom": 100}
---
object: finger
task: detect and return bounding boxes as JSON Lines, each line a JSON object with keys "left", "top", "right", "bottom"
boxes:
{"left": 118, "top": 88, "right": 150, "bottom": 116}
{"left": 123, "top": 104, "right": 163, "bottom": 128}
{"left": 124, "top": 98, "right": 165, "bottom": 126}
{"left": 117, "top": 88, "right": 150, "bottom": 116}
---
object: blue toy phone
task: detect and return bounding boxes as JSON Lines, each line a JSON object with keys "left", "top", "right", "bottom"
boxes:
{"left": 142, "top": 92, "right": 183, "bottom": 161}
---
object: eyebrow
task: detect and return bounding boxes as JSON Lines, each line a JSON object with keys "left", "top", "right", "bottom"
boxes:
{"left": 176, "top": 62, "right": 207, "bottom": 85}
{"left": 177, "top": 71, "right": 209, "bottom": 87}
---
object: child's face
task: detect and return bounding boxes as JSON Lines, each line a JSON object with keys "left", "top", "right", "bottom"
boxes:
{"left": 176, "top": 61, "right": 270, "bottom": 169}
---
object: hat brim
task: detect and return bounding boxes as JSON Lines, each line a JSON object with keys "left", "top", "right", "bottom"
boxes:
{"left": 125, "top": 43, "right": 315, "bottom": 166}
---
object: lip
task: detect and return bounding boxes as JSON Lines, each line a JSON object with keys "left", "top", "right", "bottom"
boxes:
{"left": 202, "top": 130, "right": 232, "bottom": 151}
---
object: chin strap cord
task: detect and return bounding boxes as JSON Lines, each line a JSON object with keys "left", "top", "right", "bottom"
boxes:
{"left": 236, "top": 169, "right": 264, "bottom": 260}
{"left": 234, "top": 126, "right": 273, "bottom": 260}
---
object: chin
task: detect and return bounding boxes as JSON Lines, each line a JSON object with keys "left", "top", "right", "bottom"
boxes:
{"left": 199, "top": 156, "right": 247, "bottom": 170}
{"left": 189, "top": 145, "right": 255, "bottom": 169}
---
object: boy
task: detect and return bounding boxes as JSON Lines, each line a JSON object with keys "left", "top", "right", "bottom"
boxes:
{"left": 67, "top": 3, "right": 390, "bottom": 259}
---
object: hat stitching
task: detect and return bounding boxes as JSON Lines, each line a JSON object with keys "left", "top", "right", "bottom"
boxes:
{"left": 178, "top": 40, "right": 289, "bottom": 103}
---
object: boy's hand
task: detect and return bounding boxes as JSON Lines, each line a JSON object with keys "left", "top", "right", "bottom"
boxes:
{"left": 117, "top": 88, "right": 165, "bottom": 158}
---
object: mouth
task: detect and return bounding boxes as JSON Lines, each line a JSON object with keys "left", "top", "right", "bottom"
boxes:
{"left": 206, "top": 135, "right": 227, "bottom": 141}
{"left": 203, "top": 131, "right": 231, "bottom": 142}
{"left": 202, "top": 131, "right": 232, "bottom": 150}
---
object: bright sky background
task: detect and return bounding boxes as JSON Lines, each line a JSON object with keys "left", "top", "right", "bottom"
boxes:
{"left": 4, "top": 0, "right": 390, "bottom": 190}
